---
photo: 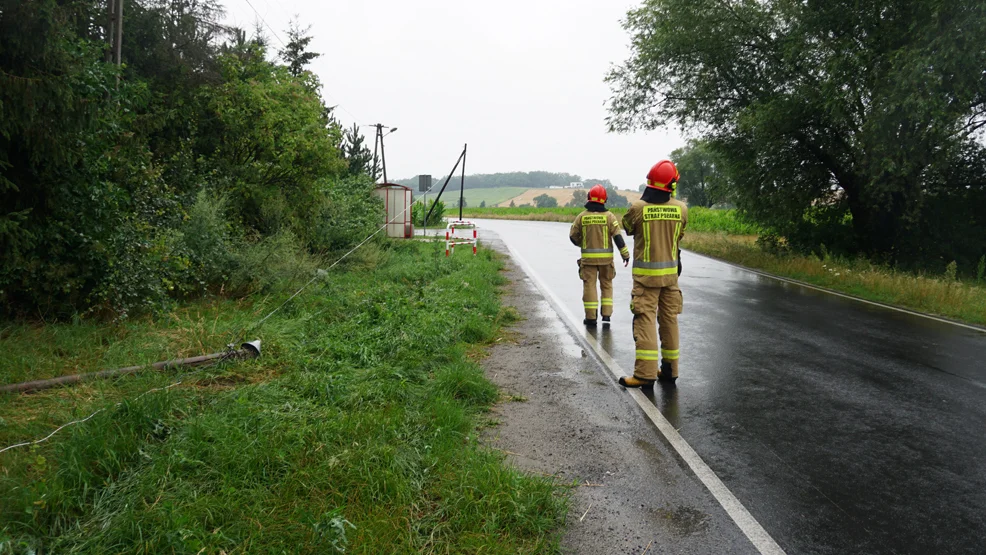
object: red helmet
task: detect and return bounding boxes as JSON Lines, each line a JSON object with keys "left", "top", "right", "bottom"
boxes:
{"left": 588, "top": 184, "right": 607, "bottom": 203}
{"left": 646, "top": 159, "right": 679, "bottom": 192}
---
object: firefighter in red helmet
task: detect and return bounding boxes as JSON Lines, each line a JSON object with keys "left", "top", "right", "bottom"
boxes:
{"left": 618, "top": 160, "right": 688, "bottom": 387}
{"left": 569, "top": 184, "right": 630, "bottom": 326}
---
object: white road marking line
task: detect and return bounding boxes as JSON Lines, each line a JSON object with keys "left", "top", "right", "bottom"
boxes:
{"left": 684, "top": 250, "right": 986, "bottom": 335}
{"left": 498, "top": 239, "right": 786, "bottom": 555}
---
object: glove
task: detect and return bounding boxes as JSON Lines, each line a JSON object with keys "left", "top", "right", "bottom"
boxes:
{"left": 677, "top": 249, "right": 682, "bottom": 276}
{"left": 620, "top": 246, "right": 630, "bottom": 267}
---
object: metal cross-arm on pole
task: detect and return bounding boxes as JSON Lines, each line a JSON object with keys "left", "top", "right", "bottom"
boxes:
{"left": 424, "top": 146, "right": 467, "bottom": 226}
{"left": 459, "top": 143, "right": 467, "bottom": 221}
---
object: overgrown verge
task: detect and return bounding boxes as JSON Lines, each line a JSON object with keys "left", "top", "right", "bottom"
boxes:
{"left": 461, "top": 206, "right": 986, "bottom": 326}
{"left": 1, "top": 1, "right": 382, "bottom": 320}
{"left": 0, "top": 241, "right": 567, "bottom": 553}
{"left": 683, "top": 232, "right": 986, "bottom": 328}
{"left": 462, "top": 206, "right": 760, "bottom": 234}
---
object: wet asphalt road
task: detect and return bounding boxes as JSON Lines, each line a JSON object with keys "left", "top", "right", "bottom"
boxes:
{"left": 470, "top": 219, "right": 986, "bottom": 555}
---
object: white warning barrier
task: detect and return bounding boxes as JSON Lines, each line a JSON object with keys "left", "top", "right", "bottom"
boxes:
{"left": 445, "top": 220, "right": 478, "bottom": 256}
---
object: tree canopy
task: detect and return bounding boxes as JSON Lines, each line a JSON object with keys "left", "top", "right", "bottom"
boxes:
{"left": 0, "top": 0, "right": 380, "bottom": 318}
{"left": 533, "top": 194, "right": 558, "bottom": 208}
{"left": 670, "top": 140, "right": 732, "bottom": 208}
{"left": 608, "top": 0, "right": 986, "bottom": 272}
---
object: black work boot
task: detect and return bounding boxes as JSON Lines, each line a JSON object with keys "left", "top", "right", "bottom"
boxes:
{"left": 657, "top": 362, "right": 677, "bottom": 385}
{"left": 583, "top": 318, "right": 597, "bottom": 327}
{"left": 602, "top": 315, "right": 611, "bottom": 326}
{"left": 619, "top": 376, "right": 655, "bottom": 389}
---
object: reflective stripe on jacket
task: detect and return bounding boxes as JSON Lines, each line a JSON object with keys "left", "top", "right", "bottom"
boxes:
{"left": 569, "top": 210, "right": 626, "bottom": 265}
{"left": 621, "top": 198, "right": 688, "bottom": 286}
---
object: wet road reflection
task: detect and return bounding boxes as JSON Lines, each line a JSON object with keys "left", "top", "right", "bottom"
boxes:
{"left": 477, "top": 218, "right": 986, "bottom": 555}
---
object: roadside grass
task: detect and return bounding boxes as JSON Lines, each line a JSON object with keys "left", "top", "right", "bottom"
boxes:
{"left": 683, "top": 232, "right": 986, "bottom": 327}
{"left": 462, "top": 206, "right": 760, "bottom": 234}
{"left": 459, "top": 205, "right": 986, "bottom": 327}
{"left": 0, "top": 240, "right": 567, "bottom": 553}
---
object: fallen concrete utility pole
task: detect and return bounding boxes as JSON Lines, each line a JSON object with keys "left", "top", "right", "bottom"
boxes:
{"left": 0, "top": 340, "right": 261, "bottom": 394}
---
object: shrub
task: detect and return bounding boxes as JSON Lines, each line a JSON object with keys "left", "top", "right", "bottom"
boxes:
{"left": 412, "top": 199, "right": 446, "bottom": 227}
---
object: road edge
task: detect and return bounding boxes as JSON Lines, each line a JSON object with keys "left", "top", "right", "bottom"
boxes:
{"left": 683, "top": 248, "right": 986, "bottom": 335}
{"left": 493, "top": 238, "right": 787, "bottom": 555}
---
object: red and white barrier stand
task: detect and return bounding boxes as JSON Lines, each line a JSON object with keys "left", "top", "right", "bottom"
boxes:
{"left": 445, "top": 220, "right": 478, "bottom": 256}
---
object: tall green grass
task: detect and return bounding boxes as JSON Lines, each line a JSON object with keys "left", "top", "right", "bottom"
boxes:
{"left": 0, "top": 241, "right": 566, "bottom": 553}
{"left": 684, "top": 232, "right": 986, "bottom": 327}
{"left": 461, "top": 206, "right": 760, "bottom": 234}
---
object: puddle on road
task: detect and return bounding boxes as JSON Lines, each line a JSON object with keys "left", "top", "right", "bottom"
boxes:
{"left": 634, "top": 438, "right": 666, "bottom": 462}
{"left": 649, "top": 506, "right": 711, "bottom": 538}
{"left": 534, "top": 299, "right": 585, "bottom": 379}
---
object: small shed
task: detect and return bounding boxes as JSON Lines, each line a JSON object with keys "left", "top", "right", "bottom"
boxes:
{"left": 374, "top": 184, "right": 413, "bottom": 238}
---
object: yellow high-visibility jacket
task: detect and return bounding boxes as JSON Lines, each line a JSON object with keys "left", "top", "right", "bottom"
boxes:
{"left": 569, "top": 209, "right": 629, "bottom": 265}
{"left": 621, "top": 198, "right": 688, "bottom": 287}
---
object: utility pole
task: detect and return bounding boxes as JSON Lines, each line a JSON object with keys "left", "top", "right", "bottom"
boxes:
{"left": 107, "top": 0, "right": 123, "bottom": 86}
{"left": 371, "top": 123, "right": 397, "bottom": 184}
{"left": 459, "top": 143, "right": 467, "bottom": 221}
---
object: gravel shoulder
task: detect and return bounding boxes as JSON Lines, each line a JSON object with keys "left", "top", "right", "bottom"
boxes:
{"left": 480, "top": 236, "right": 757, "bottom": 555}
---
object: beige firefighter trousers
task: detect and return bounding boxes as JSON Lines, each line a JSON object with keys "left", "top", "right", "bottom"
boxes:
{"left": 579, "top": 260, "right": 616, "bottom": 320}
{"left": 630, "top": 282, "right": 683, "bottom": 379}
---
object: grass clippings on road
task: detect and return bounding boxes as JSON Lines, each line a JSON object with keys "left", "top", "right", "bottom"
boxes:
{"left": 0, "top": 240, "right": 567, "bottom": 554}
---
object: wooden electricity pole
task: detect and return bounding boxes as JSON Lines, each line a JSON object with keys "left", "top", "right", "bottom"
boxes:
{"left": 371, "top": 124, "right": 397, "bottom": 184}
{"left": 107, "top": 0, "right": 123, "bottom": 85}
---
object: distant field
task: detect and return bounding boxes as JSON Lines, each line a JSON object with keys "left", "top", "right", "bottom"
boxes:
{"left": 496, "top": 187, "right": 641, "bottom": 207}
{"left": 461, "top": 206, "right": 761, "bottom": 234}
{"left": 415, "top": 187, "right": 529, "bottom": 207}
{"left": 414, "top": 186, "right": 644, "bottom": 209}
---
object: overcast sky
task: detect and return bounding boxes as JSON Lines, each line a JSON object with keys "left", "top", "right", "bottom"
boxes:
{"left": 221, "top": 0, "right": 684, "bottom": 189}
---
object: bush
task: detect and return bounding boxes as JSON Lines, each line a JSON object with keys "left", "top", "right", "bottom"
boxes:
{"left": 413, "top": 199, "right": 446, "bottom": 227}
{"left": 180, "top": 191, "right": 236, "bottom": 295}
{"left": 533, "top": 194, "right": 557, "bottom": 208}
{"left": 308, "top": 176, "right": 382, "bottom": 253}
{"left": 226, "top": 231, "right": 318, "bottom": 296}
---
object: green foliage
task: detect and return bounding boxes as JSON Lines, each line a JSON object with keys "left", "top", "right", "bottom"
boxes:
{"left": 0, "top": 0, "right": 375, "bottom": 319}
{"left": 566, "top": 189, "right": 588, "bottom": 207}
{"left": 461, "top": 205, "right": 758, "bottom": 234}
{"left": 533, "top": 194, "right": 558, "bottom": 208}
{"left": 604, "top": 186, "right": 630, "bottom": 208}
{"left": 0, "top": 243, "right": 566, "bottom": 553}
{"left": 687, "top": 207, "right": 760, "bottom": 235}
{"left": 978, "top": 256, "right": 985, "bottom": 283}
{"left": 608, "top": 0, "right": 986, "bottom": 273}
{"left": 341, "top": 123, "right": 378, "bottom": 179}
{"left": 308, "top": 176, "right": 382, "bottom": 252}
{"left": 413, "top": 199, "right": 446, "bottom": 227}
{"left": 670, "top": 140, "right": 732, "bottom": 207}
{"left": 945, "top": 261, "right": 958, "bottom": 282}
{"left": 479, "top": 200, "right": 486, "bottom": 208}
{"left": 279, "top": 20, "right": 321, "bottom": 80}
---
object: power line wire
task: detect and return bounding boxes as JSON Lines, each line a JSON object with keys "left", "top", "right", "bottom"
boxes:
{"left": 1, "top": 170, "right": 455, "bottom": 459}
{"left": 243, "top": 0, "right": 284, "bottom": 47}
{"left": 239, "top": 0, "right": 362, "bottom": 125}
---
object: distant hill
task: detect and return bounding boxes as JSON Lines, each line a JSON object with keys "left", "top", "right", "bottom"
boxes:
{"left": 413, "top": 187, "right": 529, "bottom": 207}
{"left": 393, "top": 171, "right": 615, "bottom": 191}
{"left": 499, "top": 187, "right": 641, "bottom": 208}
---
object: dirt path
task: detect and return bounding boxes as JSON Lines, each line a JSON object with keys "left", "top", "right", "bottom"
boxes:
{"left": 480, "top": 237, "right": 756, "bottom": 555}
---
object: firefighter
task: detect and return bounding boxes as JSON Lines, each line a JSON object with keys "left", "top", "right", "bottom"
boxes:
{"left": 618, "top": 160, "right": 687, "bottom": 388}
{"left": 569, "top": 184, "right": 630, "bottom": 327}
